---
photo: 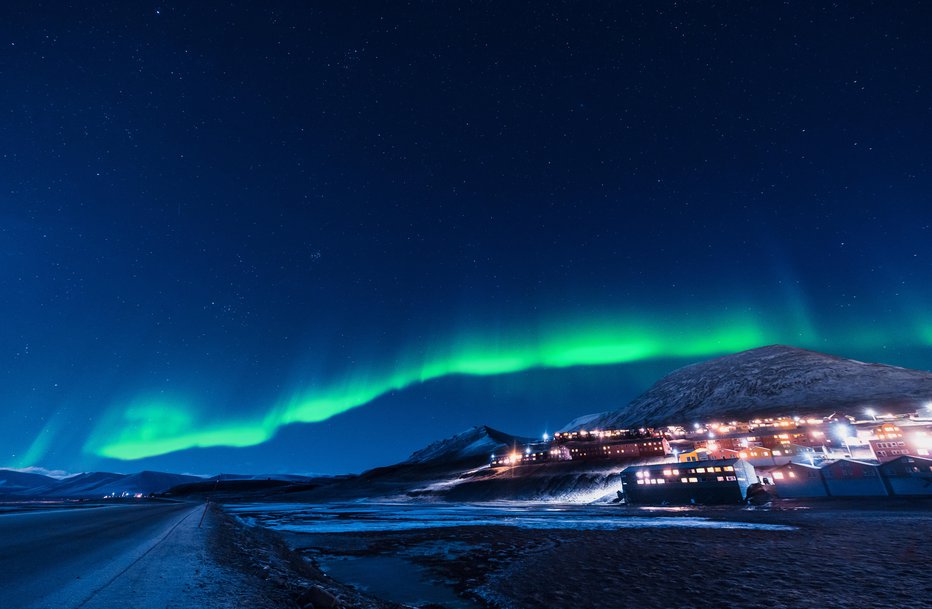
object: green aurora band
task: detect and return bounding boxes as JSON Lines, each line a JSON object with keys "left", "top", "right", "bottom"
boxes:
{"left": 86, "top": 315, "right": 786, "bottom": 460}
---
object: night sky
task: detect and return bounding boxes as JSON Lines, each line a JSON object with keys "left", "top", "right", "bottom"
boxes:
{"left": 2, "top": 3, "right": 931, "bottom": 475}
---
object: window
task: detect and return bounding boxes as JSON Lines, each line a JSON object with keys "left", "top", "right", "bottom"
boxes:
{"left": 724, "top": 466, "right": 734, "bottom": 472}
{"left": 726, "top": 476, "right": 737, "bottom": 481}
{"left": 688, "top": 477, "right": 698, "bottom": 483}
{"left": 773, "top": 472, "right": 785, "bottom": 480}
{"left": 696, "top": 468, "right": 706, "bottom": 473}
{"left": 681, "top": 477, "right": 689, "bottom": 483}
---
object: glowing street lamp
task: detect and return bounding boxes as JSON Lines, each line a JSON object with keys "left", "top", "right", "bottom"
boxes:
{"left": 833, "top": 423, "right": 853, "bottom": 456}
{"left": 865, "top": 408, "right": 876, "bottom": 421}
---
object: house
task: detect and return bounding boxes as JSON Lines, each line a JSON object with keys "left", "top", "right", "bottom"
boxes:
{"left": 821, "top": 459, "right": 889, "bottom": 497}
{"left": 677, "top": 448, "right": 711, "bottom": 463}
{"left": 706, "top": 445, "right": 776, "bottom": 467}
{"left": 563, "top": 435, "right": 669, "bottom": 461}
{"left": 620, "top": 459, "right": 756, "bottom": 505}
{"left": 868, "top": 423, "right": 932, "bottom": 462}
{"left": 769, "top": 462, "right": 828, "bottom": 498}
{"left": 878, "top": 455, "right": 932, "bottom": 496}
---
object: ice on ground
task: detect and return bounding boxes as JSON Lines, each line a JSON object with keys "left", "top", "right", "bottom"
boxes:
{"left": 227, "top": 502, "right": 796, "bottom": 534}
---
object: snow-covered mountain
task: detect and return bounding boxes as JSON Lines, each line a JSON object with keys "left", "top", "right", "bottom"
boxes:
{"left": 0, "top": 469, "right": 58, "bottom": 495}
{"left": 0, "top": 470, "right": 203, "bottom": 498}
{"left": 404, "top": 425, "right": 533, "bottom": 467}
{"left": 562, "top": 345, "right": 932, "bottom": 430}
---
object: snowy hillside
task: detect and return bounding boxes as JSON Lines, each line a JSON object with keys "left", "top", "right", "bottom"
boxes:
{"left": 404, "top": 426, "right": 533, "bottom": 467}
{"left": 0, "top": 470, "right": 203, "bottom": 498}
{"left": 564, "top": 345, "right": 932, "bottom": 430}
{"left": 0, "top": 469, "right": 58, "bottom": 495}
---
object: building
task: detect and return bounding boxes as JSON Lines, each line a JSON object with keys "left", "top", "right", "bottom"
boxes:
{"left": 878, "top": 455, "right": 932, "bottom": 496}
{"left": 620, "top": 459, "right": 756, "bottom": 505}
{"left": 562, "top": 435, "right": 669, "bottom": 461}
{"left": 868, "top": 422, "right": 932, "bottom": 462}
{"left": 821, "top": 459, "right": 889, "bottom": 497}
{"left": 769, "top": 462, "right": 829, "bottom": 498}
{"left": 705, "top": 445, "right": 776, "bottom": 467}
{"left": 677, "top": 448, "right": 711, "bottom": 463}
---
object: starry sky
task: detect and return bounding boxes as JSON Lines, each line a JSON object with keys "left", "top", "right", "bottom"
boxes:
{"left": 2, "top": 2, "right": 931, "bottom": 475}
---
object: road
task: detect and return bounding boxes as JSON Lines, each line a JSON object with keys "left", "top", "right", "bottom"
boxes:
{"left": 0, "top": 502, "right": 257, "bottom": 609}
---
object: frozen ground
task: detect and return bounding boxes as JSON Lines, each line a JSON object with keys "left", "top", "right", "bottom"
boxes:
{"left": 227, "top": 501, "right": 796, "bottom": 533}
{"left": 227, "top": 500, "right": 932, "bottom": 609}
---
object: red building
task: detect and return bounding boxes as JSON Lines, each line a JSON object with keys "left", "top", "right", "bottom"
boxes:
{"left": 562, "top": 436, "right": 669, "bottom": 461}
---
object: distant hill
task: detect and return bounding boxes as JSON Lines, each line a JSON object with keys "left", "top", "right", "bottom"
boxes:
{"left": 403, "top": 425, "right": 534, "bottom": 468}
{"left": 0, "top": 469, "right": 58, "bottom": 496}
{"left": 0, "top": 470, "right": 203, "bottom": 498}
{"left": 209, "top": 473, "right": 314, "bottom": 483}
{"left": 562, "top": 345, "right": 932, "bottom": 430}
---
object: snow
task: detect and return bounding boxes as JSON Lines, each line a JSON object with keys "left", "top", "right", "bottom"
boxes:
{"left": 227, "top": 502, "right": 796, "bottom": 534}
{"left": 565, "top": 345, "right": 932, "bottom": 430}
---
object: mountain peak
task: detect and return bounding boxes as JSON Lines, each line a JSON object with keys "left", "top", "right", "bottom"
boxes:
{"left": 565, "top": 345, "right": 932, "bottom": 430}
{"left": 404, "top": 425, "right": 532, "bottom": 467}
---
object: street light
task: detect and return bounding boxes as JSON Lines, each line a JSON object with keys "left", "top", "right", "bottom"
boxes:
{"left": 866, "top": 408, "right": 876, "bottom": 421}
{"left": 833, "top": 423, "right": 853, "bottom": 457}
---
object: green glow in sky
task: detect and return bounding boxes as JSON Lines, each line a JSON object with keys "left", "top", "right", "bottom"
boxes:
{"left": 86, "top": 315, "right": 778, "bottom": 460}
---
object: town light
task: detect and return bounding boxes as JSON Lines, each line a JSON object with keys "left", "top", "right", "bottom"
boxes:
{"left": 542, "top": 432, "right": 550, "bottom": 441}
{"left": 865, "top": 408, "right": 876, "bottom": 421}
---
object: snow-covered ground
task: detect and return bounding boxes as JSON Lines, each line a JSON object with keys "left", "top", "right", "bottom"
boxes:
{"left": 227, "top": 501, "right": 795, "bottom": 534}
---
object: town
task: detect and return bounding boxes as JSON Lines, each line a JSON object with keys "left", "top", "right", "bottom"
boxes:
{"left": 490, "top": 405, "right": 932, "bottom": 504}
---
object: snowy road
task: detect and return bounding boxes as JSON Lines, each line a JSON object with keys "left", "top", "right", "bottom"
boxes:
{"left": 0, "top": 502, "right": 255, "bottom": 609}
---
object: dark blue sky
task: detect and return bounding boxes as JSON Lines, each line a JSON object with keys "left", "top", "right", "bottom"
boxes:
{"left": 2, "top": 2, "right": 931, "bottom": 475}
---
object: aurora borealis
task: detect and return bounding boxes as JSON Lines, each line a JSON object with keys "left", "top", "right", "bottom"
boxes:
{"left": 3, "top": 3, "right": 932, "bottom": 474}
{"left": 87, "top": 314, "right": 776, "bottom": 460}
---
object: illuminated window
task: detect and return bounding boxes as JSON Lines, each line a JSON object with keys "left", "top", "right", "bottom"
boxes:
{"left": 788, "top": 472, "right": 796, "bottom": 478}
{"left": 773, "top": 472, "right": 785, "bottom": 480}
{"left": 726, "top": 476, "right": 737, "bottom": 481}
{"left": 636, "top": 479, "right": 644, "bottom": 485}
{"left": 696, "top": 468, "right": 706, "bottom": 473}
{"left": 716, "top": 476, "right": 724, "bottom": 482}
{"left": 656, "top": 479, "right": 666, "bottom": 484}
{"left": 662, "top": 469, "right": 672, "bottom": 476}
{"left": 724, "top": 466, "right": 734, "bottom": 472}
{"left": 688, "top": 477, "right": 698, "bottom": 483}
{"left": 681, "top": 477, "right": 689, "bottom": 483}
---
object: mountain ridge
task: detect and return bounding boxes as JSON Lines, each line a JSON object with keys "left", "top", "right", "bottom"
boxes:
{"left": 563, "top": 344, "right": 932, "bottom": 430}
